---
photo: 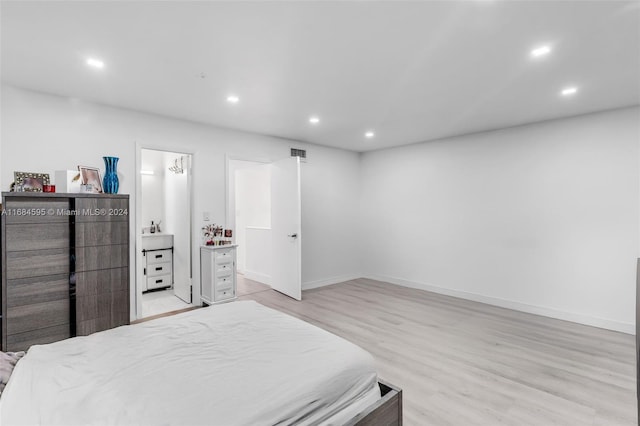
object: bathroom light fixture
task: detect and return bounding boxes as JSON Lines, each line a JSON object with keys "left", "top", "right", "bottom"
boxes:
{"left": 365, "top": 131, "right": 375, "bottom": 138}
{"left": 140, "top": 170, "right": 155, "bottom": 175}
{"left": 561, "top": 86, "right": 578, "bottom": 96}
{"left": 530, "top": 45, "right": 551, "bottom": 58}
{"left": 169, "top": 157, "right": 185, "bottom": 174}
{"left": 86, "top": 57, "right": 105, "bottom": 69}
{"left": 309, "top": 116, "right": 320, "bottom": 124}
{"left": 227, "top": 95, "right": 240, "bottom": 103}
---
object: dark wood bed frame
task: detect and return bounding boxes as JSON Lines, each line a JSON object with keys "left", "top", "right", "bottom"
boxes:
{"left": 347, "top": 379, "right": 403, "bottom": 426}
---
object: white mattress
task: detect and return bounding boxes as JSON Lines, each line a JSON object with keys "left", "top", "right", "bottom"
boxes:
{"left": 0, "top": 301, "right": 379, "bottom": 425}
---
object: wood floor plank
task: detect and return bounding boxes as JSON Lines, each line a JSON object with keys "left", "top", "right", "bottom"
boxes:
{"left": 239, "top": 278, "right": 637, "bottom": 426}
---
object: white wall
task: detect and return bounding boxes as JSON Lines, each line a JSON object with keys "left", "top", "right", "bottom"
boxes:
{"left": 1, "top": 84, "right": 362, "bottom": 317}
{"left": 360, "top": 107, "right": 640, "bottom": 333}
{"left": 140, "top": 149, "right": 166, "bottom": 232}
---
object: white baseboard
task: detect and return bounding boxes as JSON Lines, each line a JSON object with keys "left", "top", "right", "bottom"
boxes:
{"left": 364, "top": 274, "right": 634, "bottom": 335}
{"left": 303, "top": 274, "right": 362, "bottom": 290}
{"left": 244, "top": 270, "right": 271, "bottom": 286}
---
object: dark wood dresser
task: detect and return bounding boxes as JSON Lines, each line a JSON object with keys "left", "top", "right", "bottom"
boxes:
{"left": 1, "top": 192, "right": 130, "bottom": 351}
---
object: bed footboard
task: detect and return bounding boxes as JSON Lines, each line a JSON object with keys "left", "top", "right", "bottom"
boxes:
{"left": 345, "top": 379, "right": 402, "bottom": 426}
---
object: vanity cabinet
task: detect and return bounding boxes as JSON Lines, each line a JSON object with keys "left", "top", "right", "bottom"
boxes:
{"left": 144, "top": 249, "right": 173, "bottom": 291}
{"left": 200, "top": 245, "right": 237, "bottom": 305}
{"left": 142, "top": 235, "right": 173, "bottom": 292}
{"left": 1, "top": 192, "right": 130, "bottom": 351}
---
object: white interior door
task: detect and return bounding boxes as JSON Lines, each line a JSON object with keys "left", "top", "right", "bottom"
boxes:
{"left": 172, "top": 156, "right": 192, "bottom": 303}
{"left": 270, "top": 156, "right": 302, "bottom": 300}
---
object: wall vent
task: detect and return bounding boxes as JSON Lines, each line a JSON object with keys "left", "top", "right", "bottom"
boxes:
{"left": 290, "top": 148, "right": 307, "bottom": 161}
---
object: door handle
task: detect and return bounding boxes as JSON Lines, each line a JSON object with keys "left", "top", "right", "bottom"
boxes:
{"left": 288, "top": 233, "right": 298, "bottom": 238}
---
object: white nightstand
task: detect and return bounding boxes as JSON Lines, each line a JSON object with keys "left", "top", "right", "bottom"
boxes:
{"left": 200, "top": 245, "right": 237, "bottom": 305}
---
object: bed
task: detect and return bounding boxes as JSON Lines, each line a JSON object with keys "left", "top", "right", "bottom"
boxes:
{"left": 0, "top": 300, "right": 401, "bottom": 425}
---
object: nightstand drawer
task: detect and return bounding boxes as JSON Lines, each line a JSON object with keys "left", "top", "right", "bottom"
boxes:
{"left": 214, "top": 249, "right": 233, "bottom": 262}
{"left": 147, "top": 249, "right": 172, "bottom": 264}
{"left": 215, "top": 275, "right": 233, "bottom": 289}
{"left": 215, "top": 288, "right": 235, "bottom": 301}
{"left": 216, "top": 263, "right": 233, "bottom": 276}
{"left": 147, "top": 261, "right": 172, "bottom": 277}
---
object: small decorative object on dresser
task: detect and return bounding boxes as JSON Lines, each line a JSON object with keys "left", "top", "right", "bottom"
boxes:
{"left": 54, "top": 170, "right": 82, "bottom": 193}
{"left": 78, "top": 166, "right": 103, "bottom": 193}
{"left": 102, "top": 156, "right": 119, "bottom": 194}
{"left": 13, "top": 172, "right": 50, "bottom": 192}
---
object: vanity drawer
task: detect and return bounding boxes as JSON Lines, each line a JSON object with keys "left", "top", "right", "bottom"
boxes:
{"left": 147, "top": 274, "right": 172, "bottom": 290}
{"left": 147, "top": 261, "right": 172, "bottom": 277}
{"left": 146, "top": 249, "right": 172, "bottom": 265}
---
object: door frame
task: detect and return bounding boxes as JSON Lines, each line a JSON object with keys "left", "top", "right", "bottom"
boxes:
{"left": 135, "top": 143, "right": 195, "bottom": 320}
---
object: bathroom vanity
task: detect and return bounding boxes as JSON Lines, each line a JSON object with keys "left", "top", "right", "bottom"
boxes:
{"left": 142, "top": 234, "right": 174, "bottom": 292}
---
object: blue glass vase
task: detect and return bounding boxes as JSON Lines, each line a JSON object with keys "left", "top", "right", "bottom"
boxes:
{"left": 102, "top": 156, "right": 119, "bottom": 194}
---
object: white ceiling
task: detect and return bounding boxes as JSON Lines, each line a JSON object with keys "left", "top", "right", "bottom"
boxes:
{"left": 2, "top": 1, "right": 639, "bottom": 152}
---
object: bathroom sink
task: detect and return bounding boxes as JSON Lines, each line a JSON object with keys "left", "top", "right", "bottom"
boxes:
{"left": 142, "top": 234, "right": 174, "bottom": 251}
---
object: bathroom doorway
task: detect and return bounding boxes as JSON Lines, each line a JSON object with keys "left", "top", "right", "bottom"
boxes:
{"left": 137, "top": 149, "right": 193, "bottom": 318}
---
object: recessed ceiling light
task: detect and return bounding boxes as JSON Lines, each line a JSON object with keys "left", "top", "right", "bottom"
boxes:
{"left": 86, "top": 57, "right": 105, "bottom": 69}
{"left": 530, "top": 45, "right": 552, "bottom": 58}
{"left": 365, "top": 131, "right": 375, "bottom": 138}
{"left": 309, "top": 116, "right": 320, "bottom": 124}
{"left": 561, "top": 87, "right": 578, "bottom": 96}
{"left": 227, "top": 95, "right": 240, "bottom": 103}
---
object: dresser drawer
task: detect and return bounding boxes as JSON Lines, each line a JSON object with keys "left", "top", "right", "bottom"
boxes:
{"left": 215, "top": 288, "right": 235, "bottom": 302}
{"left": 76, "top": 221, "right": 128, "bottom": 247}
{"left": 5, "top": 223, "right": 70, "bottom": 252}
{"left": 6, "top": 324, "right": 71, "bottom": 352}
{"left": 146, "top": 249, "right": 172, "bottom": 265}
{"left": 147, "top": 261, "right": 172, "bottom": 277}
{"left": 215, "top": 263, "right": 233, "bottom": 277}
{"left": 215, "top": 275, "right": 233, "bottom": 290}
{"left": 7, "top": 274, "right": 69, "bottom": 308}
{"left": 76, "top": 267, "right": 128, "bottom": 297}
{"left": 147, "top": 274, "right": 172, "bottom": 290}
{"left": 76, "top": 244, "right": 128, "bottom": 271}
{"left": 75, "top": 198, "right": 128, "bottom": 222}
{"left": 214, "top": 248, "right": 234, "bottom": 262}
{"left": 6, "top": 249, "right": 70, "bottom": 280}
{"left": 7, "top": 298, "right": 70, "bottom": 335}
{"left": 3, "top": 199, "right": 70, "bottom": 224}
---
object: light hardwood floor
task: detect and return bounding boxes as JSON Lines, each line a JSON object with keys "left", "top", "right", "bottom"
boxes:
{"left": 237, "top": 273, "right": 271, "bottom": 296}
{"left": 239, "top": 278, "right": 636, "bottom": 426}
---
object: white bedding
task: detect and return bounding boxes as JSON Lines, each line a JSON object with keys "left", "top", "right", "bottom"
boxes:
{"left": 0, "top": 301, "right": 379, "bottom": 425}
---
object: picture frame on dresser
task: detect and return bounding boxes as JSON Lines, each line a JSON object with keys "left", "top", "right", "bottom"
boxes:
{"left": 13, "top": 171, "right": 50, "bottom": 192}
{"left": 78, "top": 166, "right": 103, "bottom": 193}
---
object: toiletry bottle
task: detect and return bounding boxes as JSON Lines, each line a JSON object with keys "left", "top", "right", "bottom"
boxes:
{"left": 150, "top": 221, "right": 156, "bottom": 234}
